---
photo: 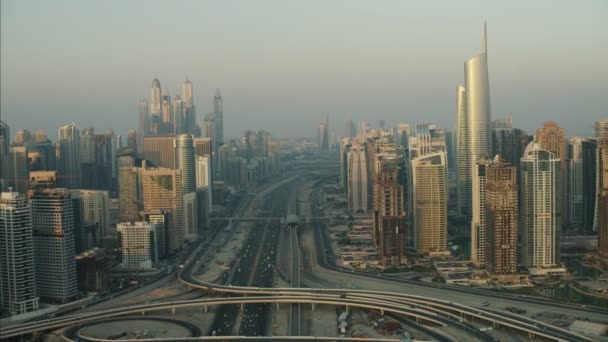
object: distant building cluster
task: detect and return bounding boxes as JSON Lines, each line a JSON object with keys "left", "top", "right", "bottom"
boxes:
{"left": 0, "top": 78, "right": 282, "bottom": 319}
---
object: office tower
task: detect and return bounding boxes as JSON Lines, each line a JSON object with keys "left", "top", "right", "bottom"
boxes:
{"left": 57, "top": 124, "right": 81, "bottom": 189}
{"left": 581, "top": 139, "right": 598, "bottom": 231}
{"left": 30, "top": 189, "right": 78, "bottom": 303}
{"left": 80, "top": 131, "right": 113, "bottom": 191}
{"left": 411, "top": 151, "right": 448, "bottom": 255}
{"left": 0, "top": 192, "right": 39, "bottom": 316}
{"left": 218, "top": 144, "right": 235, "bottom": 182}
{"left": 117, "top": 148, "right": 141, "bottom": 222}
{"left": 491, "top": 118, "right": 528, "bottom": 173}
{"left": 535, "top": 121, "right": 566, "bottom": 226}
{"left": 138, "top": 99, "right": 149, "bottom": 152}
{"left": 213, "top": 89, "right": 224, "bottom": 146}
{"left": 196, "top": 155, "right": 213, "bottom": 213}
{"left": 345, "top": 118, "right": 356, "bottom": 139}
{"left": 455, "top": 85, "right": 469, "bottom": 216}
{"left": 143, "top": 135, "right": 176, "bottom": 169}
{"left": 372, "top": 154, "right": 406, "bottom": 265}
{"left": 595, "top": 120, "right": 608, "bottom": 139}
{"left": 74, "top": 190, "right": 110, "bottom": 239}
{"left": 13, "top": 129, "right": 32, "bottom": 146}
{"left": 160, "top": 89, "right": 173, "bottom": 134}
{"left": 347, "top": 145, "right": 368, "bottom": 213}
{"left": 567, "top": 137, "right": 586, "bottom": 228}
{"left": 520, "top": 142, "right": 561, "bottom": 270}
{"left": 141, "top": 211, "right": 168, "bottom": 259}
{"left": 175, "top": 134, "right": 196, "bottom": 195}
{"left": 457, "top": 23, "right": 492, "bottom": 217}
{"left": 142, "top": 163, "right": 183, "bottom": 253}
{"left": 471, "top": 159, "right": 492, "bottom": 266}
{"left": 485, "top": 159, "right": 518, "bottom": 275}
{"left": 7, "top": 146, "right": 29, "bottom": 193}
{"left": 68, "top": 190, "right": 89, "bottom": 254}
{"left": 318, "top": 116, "right": 329, "bottom": 150}
{"left": 598, "top": 138, "right": 608, "bottom": 257}
{"left": 117, "top": 222, "right": 160, "bottom": 270}
{"left": 75, "top": 248, "right": 111, "bottom": 293}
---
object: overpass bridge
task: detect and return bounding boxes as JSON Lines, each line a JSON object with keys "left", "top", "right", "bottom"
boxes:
{"left": 209, "top": 216, "right": 330, "bottom": 225}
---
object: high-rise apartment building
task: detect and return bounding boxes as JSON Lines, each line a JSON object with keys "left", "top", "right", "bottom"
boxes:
{"left": 372, "top": 153, "right": 407, "bottom": 265}
{"left": 340, "top": 139, "right": 352, "bottom": 192}
{"left": 30, "top": 189, "right": 78, "bottom": 303}
{"left": 471, "top": 159, "right": 492, "bottom": 266}
{"left": 0, "top": 192, "right": 39, "bottom": 316}
{"left": 117, "top": 222, "right": 160, "bottom": 270}
{"left": 172, "top": 96, "right": 184, "bottom": 134}
{"left": 567, "top": 137, "right": 586, "bottom": 228}
{"left": 117, "top": 148, "right": 141, "bottom": 222}
{"left": 196, "top": 155, "right": 213, "bottom": 213}
{"left": 520, "top": 142, "right": 561, "bottom": 271}
{"left": 142, "top": 163, "right": 183, "bottom": 253}
{"left": 491, "top": 118, "right": 529, "bottom": 173}
{"left": 182, "top": 80, "right": 196, "bottom": 135}
{"left": 485, "top": 159, "right": 518, "bottom": 275}
{"left": 597, "top": 138, "right": 608, "bottom": 257}
{"left": 57, "top": 124, "right": 81, "bottom": 189}
{"left": 161, "top": 89, "right": 172, "bottom": 132}
{"left": 456, "top": 23, "right": 492, "bottom": 218}
{"left": 347, "top": 145, "right": 368, "bottom": 213}
{"left": 535, "top": 121, "right": 566, "bottom": 226}
{"left": 0, "top": 121, "right": 9, "bottom": 191}
{"left": 411, "top": 151, "right": 448, "bottom": 255}
{"left": 138, "top": 99, "right": 149, "bottom": 153}
{"left": 581, "top": 139, "right": 598, "bottom": 231}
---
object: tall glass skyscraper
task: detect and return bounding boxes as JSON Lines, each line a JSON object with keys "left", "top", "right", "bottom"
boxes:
{"left": 57, "top": 123, "right": 81, "bottom": 189}
{"left": 213, "top": 89, "right": 224, "bottom": 146}
{"left": 456, "top": 23, "right": 492, "bottom": 217}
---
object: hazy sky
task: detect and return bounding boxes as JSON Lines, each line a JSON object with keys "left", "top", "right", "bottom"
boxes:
{"left": 1, "top": 0, "right": 607, "bottom": 140}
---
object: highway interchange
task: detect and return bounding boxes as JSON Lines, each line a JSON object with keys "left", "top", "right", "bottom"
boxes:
{"left": 2, "top": 166, "right": 607, "bottom": 341}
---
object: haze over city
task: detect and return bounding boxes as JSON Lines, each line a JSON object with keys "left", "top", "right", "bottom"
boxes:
{"left": 1, "top": 0, "right": 606, "bottom": 139}
{"left": 2, "top": 1, "right": 608, "bottom": 341}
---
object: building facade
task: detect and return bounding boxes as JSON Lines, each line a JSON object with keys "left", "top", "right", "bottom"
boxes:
{"left": 117, "top": 222, "right": 159, "bottom": 270}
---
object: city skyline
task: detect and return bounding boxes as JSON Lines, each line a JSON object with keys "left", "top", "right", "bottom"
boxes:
{"left": 2, "top": 1, "right": 607, "bottom": 139}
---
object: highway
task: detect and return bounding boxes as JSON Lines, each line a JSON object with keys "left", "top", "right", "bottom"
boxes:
{"left": 289, "top": 225, "right": 301, "bottom": 336}
{"left": 1, "top": 173, "right": 601, "bottom": 342}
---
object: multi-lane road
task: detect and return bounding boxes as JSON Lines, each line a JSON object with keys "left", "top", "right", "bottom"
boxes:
{"left": 2, "top": 172, "right": 605, "bottom": 341}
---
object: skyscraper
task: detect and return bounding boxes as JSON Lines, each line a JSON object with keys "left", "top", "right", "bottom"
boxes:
{"left": 536, "top": 121, "right": 566, "bottom": 226}
{"left": 471, "top": 159, "right": 493, "bottom": 266}
{"left": 31, "top": 189, "right": 78, "bottom": 303}
{"left": 485, "top": 158, "right": 518, "bottom": 275}
{"left": 137, "top": 99, "right": 149, "bottom": 153}
{"left": 57, "top": 124, "right": 81, "bottom": 189}
{"left": 7, "top": 146, "right": 29, "bottom": 193}
{"left": 411, "top": 151, "right": 448, "bottom": 255}
{"left": 372, "top": 153, "right": 407, "bottom": 265}
{"left": 567, "top": 137, "right": 586, "bottom": 228}
{"left": 182, "top": 79, "right": 196, "bottom": 135}
{"left": 520, "top": 142, "right": 561, "bottom": 271}
{"left": 213, "top": 89, "right": 224, "bottom": 146}
{"left": 347, "top": 145, "right": 368, "bottom": 213}
{"left": 175, "top": 134, "right": 196, "bottom": 195}
{"left": 196, "top": 155, "right": 213, "bottom": 214}
{"left": 143, "top": 135, "right": 176, "bottom": 169}
{"left": 142, "top": 163, "right": 183, "bottom": 253}
{"left": 117, "top": 148, "right": 141, "bottom": 223}
{"left": 340, "top": 139, "right": 352, "bottom": 192}
{"left": 0, "top": 121, "right": 9, "bottom": 192}
{"left": 172, "top": 96, "right": 184, "bottom": 134}
{"left": 318, "top": 116, "right": 329, "bottom": 150}
{"left": 581, "top": 139, "right": 598, "bottom": 232}
{"left": 1, "top": 192, "right": 39, "bottom": 316}
{"left": 457, "top": 23, "right": 492, "bottom": 217}
{"left": 75, "top": 189, "right": 110, "bottom": 240}
{"left": 597, "top": 138, "right": 608, "bottom": 257}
